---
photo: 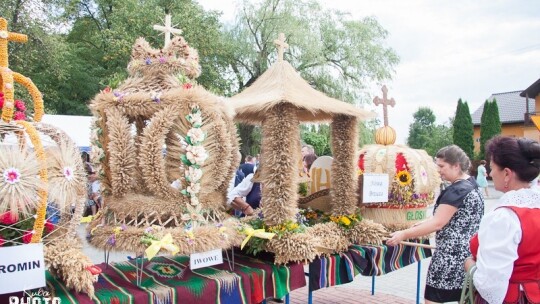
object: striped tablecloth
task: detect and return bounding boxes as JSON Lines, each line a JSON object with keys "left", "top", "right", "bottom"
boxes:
{"left": 309, "top": 242, "right": 432, "bottom": 291}
{"left": 2, "top": 253, "right": 305, "bottom": 304}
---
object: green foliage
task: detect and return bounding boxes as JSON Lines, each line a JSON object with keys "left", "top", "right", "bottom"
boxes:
{"left": 298, "top": 182, "right": 308, "bottom": 197}
{"left": 427, "top": 123, "right": 454, "bottom": 156}
{"left": 492, "top": 100, "right": 502, "bottom": 134}
{"left": 453, "top": 99, "right": 474, "bottom": 159}
{"left": 479, "top": 99, "right": 502, "bottom": 160}
{"left": 301, "top": 124, "right": 331, "bottom": 156}
{"left": 407, "top": 107, "right": 435, "bottom": 149}
{"left": 2, "top": 0, "right": 230, "bottom": 116}
{"left": 3, "top": 0, "right": 397, "bottom": 160}
{"left": 0, "top": 212, "right": 55, "bottom": 246}
{"left": 226, "top": 0, "right": 399, "bottom": 153}
{"left": 240, "top": 215, "right": 305, "bottom": 256}
{"left": 297, "top": 208, "right": 326, "bottom": 226}
{"left": 358, "top": 119, "right": 378, "bottom": 147}
{"left": 407, "top": 107, "right": 453, "bottom": 156}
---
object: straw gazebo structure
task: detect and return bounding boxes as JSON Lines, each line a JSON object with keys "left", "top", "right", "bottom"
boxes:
{"left": 229, "top": 33, "right": 380, "bottom": 263}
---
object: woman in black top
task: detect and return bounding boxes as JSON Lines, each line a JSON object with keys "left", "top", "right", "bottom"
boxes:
{"left": 387, "top": 145, "right": 484, "bottom": 303}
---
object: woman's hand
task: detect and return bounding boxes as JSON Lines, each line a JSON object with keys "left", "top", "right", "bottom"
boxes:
{"left": 243, "top": 205, "right": 254, "bottom": 216}
{"left": 386, "top": 230, "right": 407, "bottom": 246}
{"left": 464, "top": 256, "right": 476, "bottom": 272}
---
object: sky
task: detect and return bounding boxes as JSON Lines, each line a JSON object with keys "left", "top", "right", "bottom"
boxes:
{"left": 196, "top": 0, "right": 540, "bottom": 144}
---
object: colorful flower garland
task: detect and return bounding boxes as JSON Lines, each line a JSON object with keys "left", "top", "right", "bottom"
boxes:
{"left": 179, "top": 106, "right": 208, "bottom": 215}
{"left": 358, "top": 152, "right": 432, "bottom": 207}
{"left": 0, "top": 92, "right": 28, "bottom": 121}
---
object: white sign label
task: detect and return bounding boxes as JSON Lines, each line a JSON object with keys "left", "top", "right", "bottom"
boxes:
{"left": 0, "top": 243, "right": 46, "bottom": 294}
{"left": 363, "top": 173, "right": 389, "bottom": 203}
{"left": 190, "top": 249, "right": 223, "bottom": 270}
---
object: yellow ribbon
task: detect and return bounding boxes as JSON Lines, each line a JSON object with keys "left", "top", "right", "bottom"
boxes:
{"left": 240, "top": 227, "right": 275, "bottom": 250}
{"left": 80, "top": 215, "right": 93, "bottom": 223}
{"left": 145, "top": 233, "right": 180, "bottom": 261}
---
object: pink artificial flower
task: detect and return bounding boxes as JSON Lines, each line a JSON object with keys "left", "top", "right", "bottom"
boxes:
{"left": 14, "top": 99, "right": 26, "bottom": 111}
{"left": 0, "top": 236, "right": 4, "bottom": 246}
{"left": 45, "top": 220, "right": 55, "bottom": 233}
{"left": 0, "top": 92, "right": 4, "bottom": 98}
{"left": 13, "top": 111, "right": 26, "bottom": 121}
{"left": 0, "top": 212, "right": 18, "bottom": 225}
{"left": 183, "top": 83, "right": 192, "bottom": 90}
{"left": 22, "top": 230, "right": 33, "bottom": 244}
{"left": 86, "top": 265, "right": 102, "bottom": 275}
{"left": 0, "top": 96, "right": 4, "bottom": 109}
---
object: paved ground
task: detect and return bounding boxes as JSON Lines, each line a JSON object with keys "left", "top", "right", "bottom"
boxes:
{"left": 80, "top": 182, "right": 503, "bottom": 304}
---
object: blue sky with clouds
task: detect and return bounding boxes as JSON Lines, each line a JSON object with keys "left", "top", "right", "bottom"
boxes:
{"left": 197, "top": 0, "right": 540, "bottom": 144}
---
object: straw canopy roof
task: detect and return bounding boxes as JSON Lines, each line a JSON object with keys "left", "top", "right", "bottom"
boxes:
{"left": 230, "top": 60, "right": 376, "bottom": 123}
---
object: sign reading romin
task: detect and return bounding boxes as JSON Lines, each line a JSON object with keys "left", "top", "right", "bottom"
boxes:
{"left": 0, "top": 243, "right": 46, "bottom": 294}
{"left": 362, "top": 173, "right": 389, "bottom": 203}
{"left": 190, "top": 248, "right": 223, "bottom": 270}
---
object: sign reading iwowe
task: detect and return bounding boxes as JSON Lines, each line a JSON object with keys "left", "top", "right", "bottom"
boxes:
{"left": 0, "top": 243, "right": 46, "bottom": 294}
{"left": 190, "top": 248, "right": 223, "bottom": 270}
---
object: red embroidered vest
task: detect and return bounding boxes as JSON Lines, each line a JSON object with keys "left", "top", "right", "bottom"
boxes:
{"left": 470, "top": 206, "right": 540, "bottom": 303}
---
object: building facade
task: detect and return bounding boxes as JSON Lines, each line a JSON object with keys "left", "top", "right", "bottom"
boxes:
{"left": 471, "top": 78, "right": 540, "bottom": 152}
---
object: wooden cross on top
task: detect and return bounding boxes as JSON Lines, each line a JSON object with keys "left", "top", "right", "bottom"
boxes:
{"left": 274, "top": 33, "right": 288, "bottom": 62}
{"left": 373, "top": 85, "right": 396, "bottom": 127}
{"left": 153, "top": 14, "right": 183, "bottom": 48}
{"left": 0, "top": 17, "right": 28, "bottom": 68}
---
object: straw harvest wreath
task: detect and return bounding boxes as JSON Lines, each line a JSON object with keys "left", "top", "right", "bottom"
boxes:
{"left": 1, "top": 17, "right": 99, "bottom": 296}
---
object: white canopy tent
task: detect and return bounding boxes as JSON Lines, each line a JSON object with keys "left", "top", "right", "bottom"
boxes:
{"left": 40, "top": 115, "right": 93, "bottom": 152}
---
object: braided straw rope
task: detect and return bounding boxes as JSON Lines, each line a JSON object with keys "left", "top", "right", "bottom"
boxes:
{"left": 16, "top": 121, "right": 49, "bottom": 242}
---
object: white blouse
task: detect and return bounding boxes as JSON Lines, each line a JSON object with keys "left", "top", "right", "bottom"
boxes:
{"left": 226, "top": 173, "right": 255, "bottom": 205}
{"left": 473, "top": 188, "right": 540, "bottom": 304}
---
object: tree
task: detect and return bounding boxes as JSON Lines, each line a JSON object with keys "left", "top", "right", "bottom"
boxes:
{"left": 3, "top": 0, "right": 231, "bottom": 115}
{"left": 358, "top": 118, "right": 378, "bottom": 148}
{"left": 453, "top": 98, "right": 474, "bottom": 159}
{"left": 223, "top": 0, "right": 399, "bottom": 156}
{"left": 407, "top": 107, "right": 436, "bottom": 150}
{"left": 426, "top": 122, "right": 453, "bottom": 156}
{"left": 491, "top": 99, "right": 502, "bottom": 135}
{"left": 1, "top": 0, "right": 79, "bottom": 114}
{"left": 301, "top": 124, "right": 331, "bottom": 156}
{"left": 479, "top": 99, "right": 502, "bottom": 159}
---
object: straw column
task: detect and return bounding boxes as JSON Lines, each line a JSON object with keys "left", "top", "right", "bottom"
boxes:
{"left": 330, "top": 114, "right": 358, "bottom": 215}
{"left": 261, "top": 103, "right": 300, "bottom": 226}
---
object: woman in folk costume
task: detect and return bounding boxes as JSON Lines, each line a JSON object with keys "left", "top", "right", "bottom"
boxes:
{"left": 388, "top": 145, "right": 484, "bottom": 303}
{"left": 465, "top": 136, "right": 540, "bottom": 304}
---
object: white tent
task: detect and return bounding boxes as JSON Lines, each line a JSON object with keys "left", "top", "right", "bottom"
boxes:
{"left": 40, "top": 114, "right": 93, "bottom": 152}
